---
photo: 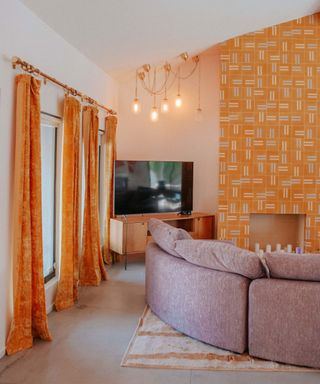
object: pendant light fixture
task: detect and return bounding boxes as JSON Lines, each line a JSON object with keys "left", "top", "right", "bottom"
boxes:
{"left": 175, "top": 66, "right": 182, "bottom": 108}
{"left": 150, "top": 69, "right": 159, "bottom": 122}
{"left": 132, "top": 52, "right": 200, "bottom": 121}
{"left": 132, "top": 70, "right": 140, "bottom": 114}
{"left": 161, "top": 96, "right": 169, "bottom": 113}
{"left": 150, "top": 94, "right": 159, "bottom": 122}
{"left": 161, "top": 64, "right": 169, "bottom": 113}
{"left": 195, "top": 58, "right": 203, "bottom": 122}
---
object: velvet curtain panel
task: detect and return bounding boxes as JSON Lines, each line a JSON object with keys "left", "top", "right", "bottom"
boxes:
{"left": 79, "top": 107, "right": 107, "bottom": 285}
{"left": 6, "top": 74, "right": 52, "bottom": 355}
{"left": 55, "top": 96, "right": 81, "bottom": 311}
{"left": 103, "top": 116, "right": 118, "bottom": 264}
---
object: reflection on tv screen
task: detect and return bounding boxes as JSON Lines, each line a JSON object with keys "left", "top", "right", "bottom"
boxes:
{"left": 114, "top": 160, "right": 193, "bottom": 215}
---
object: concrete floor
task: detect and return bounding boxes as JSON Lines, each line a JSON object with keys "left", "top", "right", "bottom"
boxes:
{"left": 0, "top": 260, "right": 320, "bottom": 384}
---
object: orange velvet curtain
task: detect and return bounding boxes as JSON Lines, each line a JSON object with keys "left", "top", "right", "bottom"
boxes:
{"left": 55, "top": 96, "right": 81, "bottom": 311}
{"left": 6, "top": 74, "right": 52, "bottom": 355}
{"left": 79, "top": 107, "right": 107, "bottom": 285}
{"left": 103, "top": 116, "right": 118, "bottom": 264}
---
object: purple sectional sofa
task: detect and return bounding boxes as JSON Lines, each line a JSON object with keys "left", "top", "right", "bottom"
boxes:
{"left": 145, "top": 218, "right": 320, "bottom": 369}
{"left": 146, "top": 242, "right": 250, "bottom": 353}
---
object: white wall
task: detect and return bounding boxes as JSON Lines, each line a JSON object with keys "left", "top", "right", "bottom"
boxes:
{"left": 0, "top": 0, "right": 118, "bottom": 358}
{"left": 117, "top": 47, "right": 220, "bottom": 214}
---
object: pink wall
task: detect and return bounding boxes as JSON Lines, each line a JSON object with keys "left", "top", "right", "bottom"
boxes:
{"left": 117, "top": 47, "right": 220, "bottom": 214}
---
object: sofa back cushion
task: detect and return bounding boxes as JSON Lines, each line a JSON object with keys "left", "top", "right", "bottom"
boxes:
{"left": 148, "top": 218, "right": 192, "bottom": 257}
{"left": 174, "top": 240, "right": 264, "bottom": 279}
{"left": 265, "top": 252, "right": 320, "bottom": 282}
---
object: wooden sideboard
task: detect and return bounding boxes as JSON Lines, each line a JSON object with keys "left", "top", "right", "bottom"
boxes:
{"left": 110, "top": 212, "right": 215, "bottom": 268}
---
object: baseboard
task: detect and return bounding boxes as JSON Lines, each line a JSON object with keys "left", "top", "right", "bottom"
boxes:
{"left": 45, "top": 277, "right": 58, "bottom": 315}
{"left": 0, "top": 345, "right": 5, "bottom": 359}
{"left": 46, "top": 303, "right": 54, "bottom": 315}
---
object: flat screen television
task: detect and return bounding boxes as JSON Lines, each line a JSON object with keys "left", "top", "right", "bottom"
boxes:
{"left": 114, "top": 160, "right": 193, "bottom": 215}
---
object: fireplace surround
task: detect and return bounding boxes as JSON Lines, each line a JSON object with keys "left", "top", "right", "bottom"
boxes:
{"left": 218, "top": 13, "right": 320, "bottom": 252}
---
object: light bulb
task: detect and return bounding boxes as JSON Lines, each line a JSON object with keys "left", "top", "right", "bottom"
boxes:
{"left": 161, "top": 98, "right": 169, "bottom": 113}
{"left": 195, "top": 107, "right": 203, "bottom": 122}
{"left": 150, "top": 106, "right": 159, "bottom": 122}
{"left": 175, "top": 94, "right": 182, "bottom": 108}
{"left": 132, "top": 97, "right": 140, "bottom": 114}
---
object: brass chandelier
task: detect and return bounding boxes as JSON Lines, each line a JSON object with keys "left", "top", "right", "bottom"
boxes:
{"left": 132, "top": 52, "right": 202, "bottom": 122}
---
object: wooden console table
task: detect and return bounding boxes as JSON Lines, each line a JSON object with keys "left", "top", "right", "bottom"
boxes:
{"left": 110, "top": 212, "right": 215, "bottom": 269}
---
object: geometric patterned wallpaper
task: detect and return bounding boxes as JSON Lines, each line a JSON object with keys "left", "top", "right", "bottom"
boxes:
{"left": 218, "top": 13, "right": 320, "bottom": 252}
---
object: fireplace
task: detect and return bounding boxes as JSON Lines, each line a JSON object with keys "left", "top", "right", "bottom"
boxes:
{"left": 218, "top": 15, "right": 320, "bottom": 252}
{"left": 249, "top": 214, "right": 305, "bottom": 252}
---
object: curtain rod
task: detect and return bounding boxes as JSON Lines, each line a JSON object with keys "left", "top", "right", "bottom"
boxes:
{"left": 12, "top": 56, "right": 117, "bottom": 116}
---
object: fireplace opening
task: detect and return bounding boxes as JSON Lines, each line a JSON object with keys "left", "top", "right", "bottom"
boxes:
{"left": 249, "top": 214, "right": 305, "bottom": 252}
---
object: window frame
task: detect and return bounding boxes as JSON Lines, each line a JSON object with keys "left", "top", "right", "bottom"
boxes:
{"left": 40, "top": 112, "right": 63, "bottom": 285}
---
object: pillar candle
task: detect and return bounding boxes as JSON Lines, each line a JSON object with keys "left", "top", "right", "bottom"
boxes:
{"left": 255, "top": 243, "right": 260, "bottom": 253}
{"left": 266, "top": 244, "right": 272, "bottom": 253}
{"left": 276, "top": 243, "right": 281, "bottom": 252}
{"left": 287, "top": 244, "right": 292, "bottom": 253}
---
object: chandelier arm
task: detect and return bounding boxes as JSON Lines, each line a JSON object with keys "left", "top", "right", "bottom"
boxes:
{"left": 140, "top": 81, "right": 157, "bottom": 95}
{"left": 139, "top": 69, "right": 173, "bottom": 95}
{"left": 151, "top": 67, "right": 156, "bottom": 93}
{"left": 148, "top": 70, "right": 179, "bottom": 96}
{"left": 170, "top": 61, "right": 198, "bottom": 80}
{"left": 160, "top": 70, "right": 178, "bottom": 94}
{"left": 140, "top": 80, "right": 167, "bottom": 96}
{"left": 151, "top": 71, "right": 172, "bottom": 94}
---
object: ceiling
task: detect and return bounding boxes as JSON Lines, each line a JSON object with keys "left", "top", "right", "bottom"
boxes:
{"left": 21, "top": 0, "right": 320, "bottom": 79}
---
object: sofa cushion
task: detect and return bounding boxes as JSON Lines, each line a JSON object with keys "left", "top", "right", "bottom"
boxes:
{"left": 265, "top": 252, "right": 320, "bottom": 282}
{"left": 148, "top": 218, "right": 192, "bottom": 257}
{"left": 174, "top": 240, "right": 264, "bottom": 279}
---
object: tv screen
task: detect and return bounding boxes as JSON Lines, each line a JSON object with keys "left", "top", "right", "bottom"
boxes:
{"left": 114, "top": 160, "right": 193, "bottom": 215}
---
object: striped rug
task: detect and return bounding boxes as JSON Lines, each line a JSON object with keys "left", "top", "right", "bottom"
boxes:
{"left": 121, "top": 307, "right": 317, "bottom": 372}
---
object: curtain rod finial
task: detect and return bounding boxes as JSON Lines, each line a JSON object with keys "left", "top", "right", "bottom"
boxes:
{"left": 12, "top": 56, "right": 19, "bottom": 69}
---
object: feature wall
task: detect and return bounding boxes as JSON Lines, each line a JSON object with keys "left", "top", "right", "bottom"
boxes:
{"left": 218, "top": 13, "right": 320, "bottom": 252}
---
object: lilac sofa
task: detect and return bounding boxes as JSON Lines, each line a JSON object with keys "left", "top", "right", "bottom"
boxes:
{"left": 146, "top": 242, "right": 250, "bottom": 353}
{"left": 145, "top": 219, "right": 320, "bottom": 369}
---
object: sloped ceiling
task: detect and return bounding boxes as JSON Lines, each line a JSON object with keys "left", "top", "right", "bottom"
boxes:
{"left": 21, "top": 0, "right": 320, "bottom": 79}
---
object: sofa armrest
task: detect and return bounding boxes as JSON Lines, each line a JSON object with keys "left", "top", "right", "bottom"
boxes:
{"left": 146, "top": 242, "right": 250, "bottom": 353}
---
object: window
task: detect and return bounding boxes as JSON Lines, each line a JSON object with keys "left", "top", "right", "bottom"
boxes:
{"left": 41, "top": 115, "right": 59, "bottom": 283}
{"left": 98, "top": 132, "right": 105, "bottom": 241}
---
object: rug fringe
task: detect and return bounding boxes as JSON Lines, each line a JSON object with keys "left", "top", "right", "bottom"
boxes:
{"left": 120, "top": 305, "right": 149, "bottom": 367}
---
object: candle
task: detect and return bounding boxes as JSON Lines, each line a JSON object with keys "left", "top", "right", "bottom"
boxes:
{"left": 276, "top": 243, "right": 281, "bottom": 252}
{"left": 259, "top": 249, "right": 264, "bottom": 258}
{"left": 255, "top": 243, "right": 260, "bottom": 253}
{"left": 266, "top": 244, "right": 272, "bottom": 253}
{"left": 287, "top": 244, "right": 292, "bottom": 253}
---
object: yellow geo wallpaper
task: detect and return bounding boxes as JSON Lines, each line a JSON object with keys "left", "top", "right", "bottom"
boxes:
{"left": 218, "top": 13, "right": 320, "bottom": 252}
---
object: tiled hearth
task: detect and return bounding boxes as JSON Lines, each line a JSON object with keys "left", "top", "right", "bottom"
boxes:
{"left": 218, "top": 13, "right": 320, "bottom": 252}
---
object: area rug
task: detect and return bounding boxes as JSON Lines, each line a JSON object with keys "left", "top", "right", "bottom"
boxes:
{"left": 121, "top": 307, "right": 317, "bottom": 372}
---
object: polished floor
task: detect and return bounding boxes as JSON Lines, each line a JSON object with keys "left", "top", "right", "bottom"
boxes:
{"left": 0, "top": 260, "right": 320, "bottom": 384}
